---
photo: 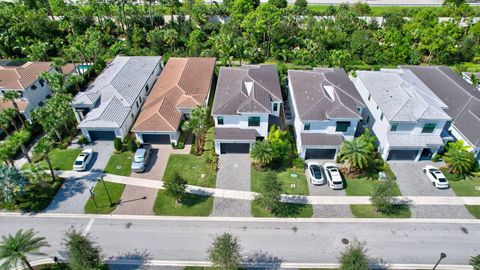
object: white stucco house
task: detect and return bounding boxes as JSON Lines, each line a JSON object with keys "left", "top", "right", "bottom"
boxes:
{"left": 353, "top": 69, "right": 452, "bottom": 161}
{"left": 72, "top": 56, "right": 162, "bottom": 142}
{"left": 211, "top": 64, "right": 283, "bottom": 154}
{"left": 288, "top": 68, "right": 365, "bottom": 160}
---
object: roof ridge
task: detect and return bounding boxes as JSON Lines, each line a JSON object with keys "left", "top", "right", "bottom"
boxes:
{"left": 301, "top": 97, "right": 327, "bottom": 119}
{"left": 156, "top": 99, "right": 178, "bottom": 130}
{"left": 246, "top": 68, "right": 282, "bottom": 101}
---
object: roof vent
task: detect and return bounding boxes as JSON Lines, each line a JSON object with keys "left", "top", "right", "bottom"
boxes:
{"left": 244, "top": 81, "right": 253, "bottom": 96}
{"left": 324, "top": 85, "right": 335, "bottom": 101}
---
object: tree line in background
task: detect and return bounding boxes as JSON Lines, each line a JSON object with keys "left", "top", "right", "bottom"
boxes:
{"left": 0, "top": 0, "right": 479, "bottom": 74}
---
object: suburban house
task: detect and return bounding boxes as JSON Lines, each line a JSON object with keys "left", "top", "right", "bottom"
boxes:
{"left": 288, "top": 68, "right": 365, "bottom": 160}
{"left": 400, "top": 66, "right": 480, "bottom": 160}
{"left": 0, "top": 60, "right": 54, "bottom": 119}
{"left": 212, "top": 64, "right": 282, "bottom": 154}
{"left": 132, "top": 57, "right": 216, "bottom": 145}
{"left": 353, "top": 69, "right": 452, "bottom": 161}
{"left": 72, "top": 56, "right": 162, "bottom": 142}
{"left": 461, "top": 72, "right": 480, "bottom": 91}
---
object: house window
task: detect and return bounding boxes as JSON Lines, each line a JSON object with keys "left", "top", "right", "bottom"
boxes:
{"left": 31, "top": 85, "right": 37, "bottom": 90}
{"left": 357, "top": 107, "right": 361, "bottom": 112}
{"left": 145, "top": 84, "right": 149, "bottom": 93}
{"left": 139, "top": 96, "right": 142, "bottom": 103}
{"left": 248, "top": 116, "right": 261, "bottom": 127}
{"left": 366, "top": 115, "right": 370, "bottom": 124}
{"left": 39, "top": 79, "right": 45, "bottom": 87}
{"left": 217, "top": 116, "right": 224, "bottom": 125}
{"left": 46, "top": 94, "right": 51, "bottom": 99}
{"left": 335, "top": 121, "right": 350, "bottom": 132}
{"left": 131, "top": 113, "right": 134, "bottom": 119}
{"left": 273, "top": 103, "right": 278, "bottom": 112}
{"left": 390, "top": 123, "right": 398, "bottom": 132}
{"left": 136, "top": 100, "right": 139, "bottom": 108}
{"left": 376, "top": 105, "right": 379, "bottom": 110}
{"left": 380, "top": 112, "right": 384, "bottom": 121}
{"left": 368, "top": 94, "right": 371, "bottom": 101}
{"left": 304, "top": 123, "right": 311, "bottom": 131}
{"left": 422, "top": 123, "right": 436, "bottom": 133}
{"left": 38, "top": 101, "right": 44, "bottom": 107}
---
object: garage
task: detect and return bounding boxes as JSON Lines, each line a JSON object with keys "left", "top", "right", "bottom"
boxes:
{"left": 220, "top": 143, "right": 250, "bottom": 154}
{"left": 387, "top": 150, "right": 419, "bottom": 161}
{"left": 141, "top": 134, "right": 171, "bottom": 144}
{"left": 305, "top": 149, "right": 337, "bottom": 159}
{"left": 88, "top": 130, "right": 116, "bottom": 141}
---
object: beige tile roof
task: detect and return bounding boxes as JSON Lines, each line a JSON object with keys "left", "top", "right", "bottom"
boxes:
{"left": 0, "top": 100, "right": 29, "bottom": 112}
{"left": 0, "top": 62, "right": 52, "bottom": 90}
{"left": 133, "top": 57, "right": 215, "bottom": 132}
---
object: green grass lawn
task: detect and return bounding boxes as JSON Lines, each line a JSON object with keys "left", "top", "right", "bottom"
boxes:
{"left": 153, "top": 190, "right": 213, "bottom": 216}
{"left": 35, "top": 148, "right": 82, "bottom": 171}
{"left": 251, "top": 166, "right": 309, "bottom": 196}
{"left": 345, "top": 178, "right": 402, "bottom": 196}
{"left": 251, "top": 199, "right": 313, "bottom": 218}
{"left": 84, "top": 181, "right": 125, "bottom": 214}
{"left": 163, "top": 154, "right": 216, "bottom": 188}
{"left": 448, "top": 176, "right": 480, "bottom": 197}
{"left": 350, "top": 205, "right": 411, "bottom": 218}
{"left": 465, "top": 205, "right": 480, "bottom": 219}
{"left": 103, "top": 151, "right": 133, "bottom": 176}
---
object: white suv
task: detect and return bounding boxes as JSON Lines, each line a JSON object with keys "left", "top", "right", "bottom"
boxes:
{"left": 324, "top": 163, "right": 344, "bottom": 190}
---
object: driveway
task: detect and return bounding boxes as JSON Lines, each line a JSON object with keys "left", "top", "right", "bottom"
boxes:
{"left": 45, "top": 140, "right": 114, "bottom": 213}
{"left": 211, "top": 154, "right": 251, "bottom": 217}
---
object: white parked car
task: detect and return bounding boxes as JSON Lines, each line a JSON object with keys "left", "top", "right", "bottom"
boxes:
{"left": 307, "top": 162, "right": 325, "bottom": 185}
{"left": 73, "top": 149, "right": 94, "bottom": 171}
{"left": 324, "top": 163, "right": 344, "bottom": 190}
{"left": 423, "top": 165, "right": 449, "bottom": 189}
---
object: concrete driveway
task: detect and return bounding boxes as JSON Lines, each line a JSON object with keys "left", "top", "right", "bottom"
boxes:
{"left": 211, "top": 154, "right": 251, "bottom": 217}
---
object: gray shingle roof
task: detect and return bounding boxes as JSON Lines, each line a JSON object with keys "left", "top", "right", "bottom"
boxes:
{"left": 214, "top": 127, "right": 256, "bottom": 141}
{"left": 74, "top": 56, "right": 161, "bottom": 129}
{"left": 212, "top": 65, "right": 282, "bottom": 115}
{"left": 400, "top": 65, "right": 480, "bottom": 147}
{"left": 288, "top": 68, "right": 364, "bottom": 121}
{"left": 356, "top": 70, "right": 451, "bottom": 122}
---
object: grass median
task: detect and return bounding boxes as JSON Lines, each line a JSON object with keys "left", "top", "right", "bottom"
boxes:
{"left": 84, "top": 181, "right": 125, "bottom": 214}
{"left": 104, "top": 151, "right": 133, "bottom": 176}
{"left": 153, "top": 190, "right": 213, "bottom": 216}
{"left": 350, "top": 204, "right": 411, "bottom": 218}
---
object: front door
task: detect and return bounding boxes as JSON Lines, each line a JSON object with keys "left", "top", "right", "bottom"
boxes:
{"left": 420, "top": 148, "right": 433, "bottom": 160}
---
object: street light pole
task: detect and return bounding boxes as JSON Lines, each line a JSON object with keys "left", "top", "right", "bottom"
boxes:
{"left": 433, "top": 252, "right": 447, "bottom": 270}
{"left": 89, "top": 187, "right": 98, "bottom": 209}
{"left": 100, "top": 177, "right": 113, "bottom": 207}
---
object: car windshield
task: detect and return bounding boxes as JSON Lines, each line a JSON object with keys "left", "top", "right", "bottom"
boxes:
{"left": 333, "top": 181, "right": 343, "bottom": 185}
{"left": 438, "top": 178, "right": 447, "bottom": 183}
{"left": 311, "top": 165, "right": 322, "bottom": 179}
{"left": 74, "top": 160, "right": 83, "bottom": 166}
{"left": 134, "top": 156, "right": 144, "bottom": 163}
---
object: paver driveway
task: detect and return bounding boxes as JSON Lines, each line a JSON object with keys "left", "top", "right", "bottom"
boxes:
{"left": 211, "top": 154, "right": 251, "bottom": 217}
{"left": 45, "top": 140, "right": 114, "bottom": 213}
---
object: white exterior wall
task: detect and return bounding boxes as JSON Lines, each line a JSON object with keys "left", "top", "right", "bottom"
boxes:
{"left": 22, "top": 79, "right": 52, "bottom": 119}
{"left": 213, "top": 113, "right": 269, "bottom": 138}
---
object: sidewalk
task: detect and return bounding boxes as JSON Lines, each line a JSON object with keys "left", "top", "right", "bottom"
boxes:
{"left": 56, "top": 171, "right": 480, "bottom": 206}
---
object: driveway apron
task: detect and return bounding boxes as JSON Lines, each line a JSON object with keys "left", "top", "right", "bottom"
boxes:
{"left": 211, "top": 154, "right": 252, "bottom": 217}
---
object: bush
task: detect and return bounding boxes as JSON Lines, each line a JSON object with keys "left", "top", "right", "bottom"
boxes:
{"left": 78, "top": 135, "right": 88, "bottom": 146}
{"left": 113, "top": 137, "right": 123, "bottom": 152}
{"left": 371, "top": 179, "right": 396, "bottom": 214}
{"left": 432, "top": 153, "right": 442, "bottom": 162}
{"left": 64, "top": 228, "right": 103, "bottom": 270}
{"left": 292, "top": 156, "right": 305, "bottom": 170}
{"left": 382, "top": 162, "right": 396, "bottom": 180}
{"left": 470, "top": 254, "right": 480, "bottom": 270}
{"left": 206, "top": 151, "right": 219, "bottom": 172}
{"left": 339, "top": 240, "right": 369, "bottom": 270}
{"left": 208, "top": 233, "right": 242, "bottom": 270}
{"left": 127, "top": 137, "right": 138, "bottom": 152}
{"left": 164, "top": 172, "right": 187, "bottom": 203}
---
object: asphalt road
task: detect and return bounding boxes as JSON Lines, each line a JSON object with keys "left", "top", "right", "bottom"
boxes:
{"left": 1, "top": 214, "right": 479, "bottom": 267}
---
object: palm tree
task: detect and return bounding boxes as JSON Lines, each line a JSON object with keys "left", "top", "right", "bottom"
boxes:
{"left": 24, "top": 163, "right": 47, "bottom": 187}
{"left": 339, "top": 139, "right": 371, "bottom": 174}
{"left": 0, "top": 113, "right": 11, "bottom": 136}
{"left": 12, "top": 129, "right": 32, "bottom": 164}
{"left": 0, "top": 229, "right": 50, "bottom": 270}
{"left": 443, "top": 148, "right": 475, "bottom": 175}
{"left": 0, "top": 164, "right": 27, "bottom": 206}
{"left": 2, "top": 91, "right": 25, "bottom": 125}
{"left": 181, "top": 106, "right": 209, "bottom": 155}
{"left": 250, "top": 141, "right": 274, "bottom": 168}
{"left": 1, "top": 108, "right": 20, "bottom": 131}
{"left": 40, "top": 71, "right": 66, "bottom": 94}
{"left": 32, "top": 137, "right": 56, "bottom": 181}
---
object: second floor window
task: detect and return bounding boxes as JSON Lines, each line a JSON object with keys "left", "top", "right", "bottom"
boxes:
{"left": 273, "top": 103, "right": 278, "bottom": 112}
{"left": 39, "top": 79, "right": 45, "bottom": 87}
{"left": 304, "top": 123, "right": 311, "bottom": 130}
{"left": 217, "top": 116, "right": 224, "bottom": 125}
{"left": 31, "top": 85, "right": 37, "bottom": 90}
{"left": 380, "top": 112, "right": 384, "bottom": 121}
{"left": 390, "top": 123, "right": 398, "bottom": 132}
{"left": 248, "top": 116, "right": 260, "bottom": 127}
{"left": 422, "top": 123, "right": 436, "bottom": 133}
{"left": 335, "top": 121, "right": 350, "bottom": 132}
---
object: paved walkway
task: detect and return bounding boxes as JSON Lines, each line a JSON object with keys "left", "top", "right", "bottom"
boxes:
{"left": 57, "top": 171, "right": 480, "bottom": 206}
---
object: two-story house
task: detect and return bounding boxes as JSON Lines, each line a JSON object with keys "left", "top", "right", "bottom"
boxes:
{"left": 0, "top": 61, "right": 54, "bottom": 119}
{"left": 72, "top": 56, "right": 163, "bottom": 142}
{"left": 211, "top": 64, "right": 282, "bottom": 154}
{"left": 288, "top": 68, "right": 365, "bottom": 159}
{"left": 353, "top": 69, "right": 451, "bottom": 161}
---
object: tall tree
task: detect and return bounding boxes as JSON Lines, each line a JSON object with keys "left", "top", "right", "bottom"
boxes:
{"left": 339, "top": 139, "right": 371, "bottom": 174}
{"left": 164, "top": 172, "right": 187, "bottom": 204}
{"left": 2, "top": 91, "right": 25, "bottom": 126}
{"left": 443, "top": 147, "right": 475, "bottom": 174}
{"left": 32, "top": 137, "right": 55, "bottom": 181}
{"left": 0, "top": 229, "right": 50, "bottom": 270}
{"left": 11, "top": 129, "right": 32, "bottom": 163}
{"left": 181, "top": 106, "right": 209, "bottom": 155}
{"left": 208, "top": 233, "right": 242, "bottom": 270}
{"left": 0, "top": 164, "right": 27, "bottom": 206}
{"left": 63, "top": 228, "right": 103, "bottom": 270}
{"left": 1, "top": 108, "right": 20, "bottom": 131}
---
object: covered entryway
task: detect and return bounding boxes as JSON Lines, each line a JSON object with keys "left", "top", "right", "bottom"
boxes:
{"left": 88, "top": 130, "right": 116, "bottom": 141}
{"left": 141, "top": 134, "right": 170, "bottom": 144}
{"left": 220, "top": 143, "right": 250, "bottom": 154}
{"left": 305, "top": 149, "right": 337, "bottom": 160}
{"left": 387, "top": 150, "right": 419, "bottom": 161}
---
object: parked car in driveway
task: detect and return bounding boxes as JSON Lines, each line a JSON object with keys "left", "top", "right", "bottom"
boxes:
{"left": 131, "top": 144, "right": 152, "bottom": 173}
{"left": 324, "top": 163, "right": 344, "bottom": 190}
{"left": 73, "top": 149, "right": 94, "bottom": 171}
{"left": 307, "top": 161, "right": 325, "bottom": 185}
{"left": 423, "top": 165, "right": 449, "bottom": 189}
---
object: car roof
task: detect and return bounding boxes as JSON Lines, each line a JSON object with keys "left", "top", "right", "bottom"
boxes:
{"left": 135, "top": 148, "right": 146, "bottom": 155}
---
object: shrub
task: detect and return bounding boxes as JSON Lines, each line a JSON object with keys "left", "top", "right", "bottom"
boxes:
{"left": 64, "top": 228, "right": 103, "bottom": 270}
{"left": 432, "top": 153, "right": 441, "bottom": 162}
{"left": 382, "top": 162, "right": 396, "bottom": 180}
{"left": 113, "top": 137, "right": 123, "bottom": 152}
{"left": 208, "top": 233, "right": 242, "bottom": 270}
{"left": 339, "top": 240, "right": 369, "bottom": 270}
{"left": 371, "top": 179, "right": 396, "bottom": 214}
{"left": 292, "top": 156, "right": 305, "bottom": 170}
{"left": 207, "top": 151, "right": 219, "bottom": 172}
{"left": 164, "top": 173, "right": 187, "bottom": 203}
{"left": 256, "top": 171, "right": 283, "bottom": 214}
{"left": 78, "top": 135, "right": 88, "bottom": 146}
{"left": 470, "top": 254, "right": 480, "bottom": 270}
{"left": 127, "top": 137, "right": 138, "bottom": 152}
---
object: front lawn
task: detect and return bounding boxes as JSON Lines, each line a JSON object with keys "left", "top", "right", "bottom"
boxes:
{"left": 103, "top": 152, "right": 133, "bottom": 176}
{"left": 163, "top": 154, "right": 216, "bottom": 188}
{"left": 251, "top": 166, "right": 309, "bottom": 196}
{"left": 84, "top": 181, "right": 125, "bottom": 214}
{"left": 251, "top": 199, "right": 313, "bottom": 218}
{"left": 36, "top": 148, "right": 82, "bottom": 171}
{"left": 345, "top": 178, "right": 402, "bottom": 196}
{"left": 350, "top": 205, "right": 411, "bottom": 218}
{"left": 153, "top": 190, "right": 213, "bottom": 216}
{"left": 448, "top": 176, "right": 480, "bottom": 197}
{"left": 465, "top": 205, "right": 480, "bottom": 219}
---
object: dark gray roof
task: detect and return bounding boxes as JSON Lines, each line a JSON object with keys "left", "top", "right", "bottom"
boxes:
{"left": 212, "top": 65, "right": 282, "bottom": 115}
{"left": 400, "top": 66, "right": 480, "bottom": 147}
{"left": 214, "top": 128, "right": 256, "bottom": 141}
{"left": 300, "top": 133, "right": 343, "bottom": 146}
{"left": 288, "top": 68, "right": 364, "bottom": 121}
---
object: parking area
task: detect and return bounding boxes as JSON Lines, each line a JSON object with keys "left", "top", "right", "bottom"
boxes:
{"left": 388, "top": 161, "right": 456, "bottom": 197}
{"left": 305, "top": 159, "right": 347, "bottom": 197}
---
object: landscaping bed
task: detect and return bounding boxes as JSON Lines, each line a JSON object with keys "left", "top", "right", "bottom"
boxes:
{"left": 345, "top": 177, "right": 402, "bottom": 196}
{"left": 84, "top": 181, "right": 125, "bottom": 214}
{"left": 251, "top": 166, "right": 309, "bottom": 196}
{"left": 104, "top": 152, "right": 133, "bottom": 176}
{"left": 350, "top": 205, "right": 411, "bottom": 218}
{"left": 153, "top": 190, "right": 213, "bottom": 216}
{"left": 251, "top": 199, "right": 313, "bottom": 218}
{"left": 163, "top": 154, "right": 216, "bottom": 188}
